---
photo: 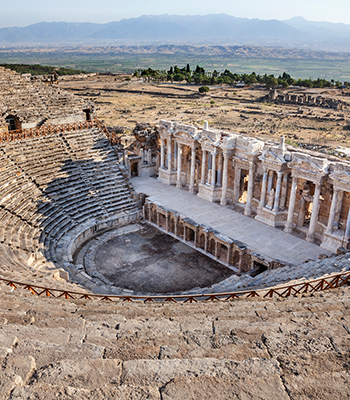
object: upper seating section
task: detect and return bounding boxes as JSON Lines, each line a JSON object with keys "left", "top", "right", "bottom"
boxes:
{"left": 0, "top": 66, "right": 94, "bottom": 132}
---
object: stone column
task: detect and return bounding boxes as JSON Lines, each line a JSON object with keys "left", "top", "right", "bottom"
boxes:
{"left": 273, "top": 171, "right": 283, "bottom": 212}
{"left": 183, "top": 225, "right": 186, "bottom": 241}
{"left": 326, "top": 188, "right": 340, "bottom": 233}
{"left": 220, "top": 152, "right": 229, "bottom": 206}
{"left": 217, "top": 154, "right": 223, "bottom": 187}
{"left": 306, "top": 182, "right": 322, "bottom": 243}
{"left": 214, "top": 241, "right": 218, "bottom": 259}
{"left": 284, "top": 176, "right": 298, "bottom": 233}
{"left": 211, "top": 153, "right": 216, "bottom": 187}
{"left": 167, "top": 138, "right": 172, "bottom": 172}
{"left": 156, "top": 210, "right": 160, "bottom": 227}
{"left": 345, "top": 205, "right": 350, "bottom": 240}
{"left": 165, "top": 212, "right": 169, "bottom": 233}
{"left": 280, "top": 173, "right": 289, "bottom": 210}
{"left": 174, "top": 216, "right": 178, "bottom": 237}
{"left": 189, "top": 146, "right": 196, "bottom": 193}
{"left": 259, "top": 167, "right": 268, "bottom": 209}
{"left": 267, "top": 170, "right": 274, "bottom": 193}
{"left": 207, "top": 152, "right": 212, "bottom": 183}
{"left": 176, "top": 144, "right": 182, "bottom": 188}
{"left": 244, "top": 161, "right": 255, "bottom": 217}
{"left": 204, "top": 232, "right": 208, "bottom": 253}
{"left": 200, "top": 149, "right": 206, "bottom": 184}
{"left": 174, "top": 142, "right": 177, "bottom": 164}
{"left": 148, "top": 203, "right": 152, "bottom": 223}
{"left": 233, "top": 162, "right": 241, "bottom": 204}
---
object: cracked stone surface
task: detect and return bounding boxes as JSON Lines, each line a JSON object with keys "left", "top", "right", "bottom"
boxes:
{"left": 0, "top": 285, "right": 349, "bottom": 399}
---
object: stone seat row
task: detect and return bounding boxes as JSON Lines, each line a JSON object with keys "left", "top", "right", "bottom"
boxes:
{"left": 0, "top": 126, "right": 138, "bottom": 283}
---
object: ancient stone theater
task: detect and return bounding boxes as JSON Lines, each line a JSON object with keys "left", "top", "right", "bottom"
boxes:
{"left": 0, "top": 66, "right": 350, "bottom": 398}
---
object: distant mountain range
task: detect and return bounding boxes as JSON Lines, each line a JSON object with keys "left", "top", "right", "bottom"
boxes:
{"left": 1, "top": 14, "right": 350, "bottom": 52}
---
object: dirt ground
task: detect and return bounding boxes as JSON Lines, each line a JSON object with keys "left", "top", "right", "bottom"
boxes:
{"left": 94, "top": 225, "right": 233, "bottom": 293}
{"left": 60, "top": 74, "right": 350, "bottom": 149}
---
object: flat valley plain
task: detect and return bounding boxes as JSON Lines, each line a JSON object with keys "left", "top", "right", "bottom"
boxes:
{"left": 60, "top": 74, "right": 350, "bottom": 151}
{"left": 3, "top": 45, "right": 350, "bottom": 81}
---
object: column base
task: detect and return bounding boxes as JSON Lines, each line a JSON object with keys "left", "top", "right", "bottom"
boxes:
{"left": 306, "top": 233, "right": 315, "bottom": 243}
{"left": 220, "top": 198, "right": 227, "bottom": 206}
{"left": 189, "top": 186, "right": 195, "bottom": 194}
{"left": 244, "top": 206, "right": 252, "bottom": 217}
{"left": 158, "top": 169, "right": 177, "bottom": 185}
{"left": 255, "top": 207, "right": 287, "bottom": 228}
{"left": 176, "top": 181, "right": 182, "bottom": 188}
{"left": 197, "top": 183, "right": 221, "bottom": 202}
{"left": 284, "top": 224, "right": 293, "bottom": 234}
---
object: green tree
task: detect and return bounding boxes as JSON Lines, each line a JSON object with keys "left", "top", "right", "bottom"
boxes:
{"left": 198, "top": 86, "right": 210, "bottom": 94}
{"left": 264, "top": 75, "right": 278, "bottom": 88}
{"left": 195, "top": 65, "right": 205, "bottom": 75}
{"left": 185, "top": 73, "right": 192, "bottom": 84}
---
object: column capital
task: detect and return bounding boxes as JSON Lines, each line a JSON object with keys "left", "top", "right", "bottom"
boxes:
{"left": 222, "top": 149, "right": 233, "bottom": 158}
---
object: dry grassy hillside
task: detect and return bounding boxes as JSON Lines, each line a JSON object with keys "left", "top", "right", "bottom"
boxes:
{"left": 60, "top": 75, "right": 350, "bottom": 152}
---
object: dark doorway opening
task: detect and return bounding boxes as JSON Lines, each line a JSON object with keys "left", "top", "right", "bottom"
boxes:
{"left": 131, "top": 162, "right": 138, "bottom": 177}
{"left": 83, "top": 109, "right": 91, "bottom": 121}
{"left": 5, "top": 115, "right": 21, "bottom": 132}
{"left": 250, "top": 261, "right": 268, "bottom": 277}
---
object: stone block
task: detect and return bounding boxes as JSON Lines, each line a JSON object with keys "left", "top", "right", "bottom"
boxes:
{"left": 53, "top": 269, "right": 69, "bottom": 282}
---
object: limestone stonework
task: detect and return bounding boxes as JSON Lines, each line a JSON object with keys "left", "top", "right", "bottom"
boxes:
{"left": 1, "top": 62, "right": 350, "bottom": 400}
{"left": 151, "top": 120, "right": 350, "bottom": 252}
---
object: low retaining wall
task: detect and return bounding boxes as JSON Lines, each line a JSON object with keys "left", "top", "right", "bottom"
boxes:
{"left": 55, "top": 210, "right": 142, "bottom": 268}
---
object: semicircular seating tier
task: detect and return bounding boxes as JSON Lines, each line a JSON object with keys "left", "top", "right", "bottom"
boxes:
{"left": 0, "top": 126, "right": 138, "bottom": 284}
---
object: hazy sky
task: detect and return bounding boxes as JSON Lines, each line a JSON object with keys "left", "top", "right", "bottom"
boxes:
{"left": 1, "top": 0, "right": 350, "bottom": 28}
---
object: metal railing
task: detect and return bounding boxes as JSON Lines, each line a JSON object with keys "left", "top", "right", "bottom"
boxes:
{"left": 1, "top": 270, "right": 349, "bottom": 303}
{"left": 0, "top": 119, "right": 119, "bottom": 145}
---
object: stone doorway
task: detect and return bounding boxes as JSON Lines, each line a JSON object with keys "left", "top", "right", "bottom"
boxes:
{"left": 131, "top": 161, "right": 139, "bottom": 177}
